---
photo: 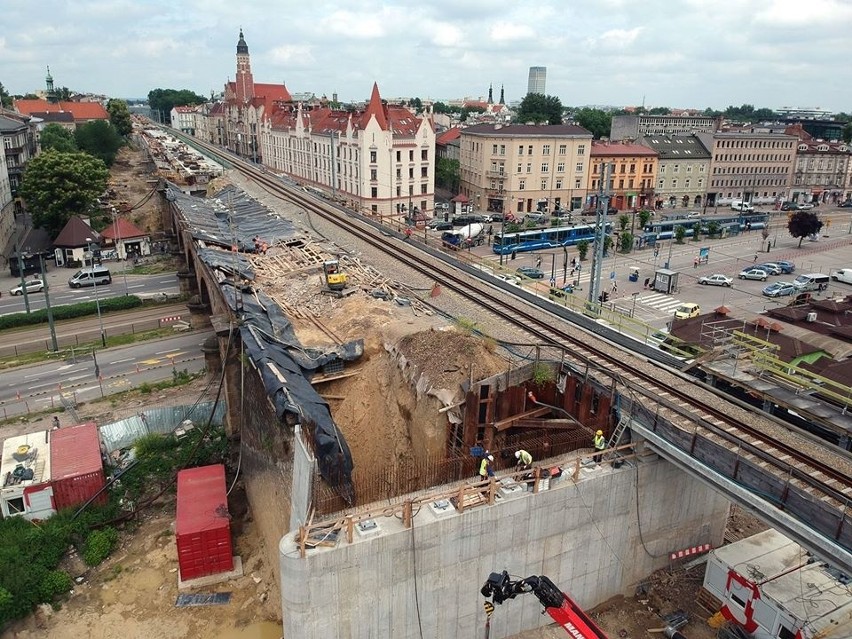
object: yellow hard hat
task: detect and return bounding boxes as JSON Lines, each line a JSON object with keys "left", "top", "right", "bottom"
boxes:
{"left": 596, "top": 430, "right": 603, "bottom": 436}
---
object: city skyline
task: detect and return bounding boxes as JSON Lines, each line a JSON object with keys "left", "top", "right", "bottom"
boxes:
{"left": 2, "top": 0, "right": 851, "bottom": 112}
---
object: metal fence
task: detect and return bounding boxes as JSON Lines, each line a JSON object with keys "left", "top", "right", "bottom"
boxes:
{"left": 99, "top": 400, "right": 226, "bottom": 452}
{"left": 0, "top": 319, "right": 166, "bottom": 359}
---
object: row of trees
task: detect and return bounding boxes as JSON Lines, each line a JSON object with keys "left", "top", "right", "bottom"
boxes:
{"left": 147, "top": 88, "right": 207, "bottom": 117}
{"left": 20, "top": 98, "right": 135, "bottom": 238}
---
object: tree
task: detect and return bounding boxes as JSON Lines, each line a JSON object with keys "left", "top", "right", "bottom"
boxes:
{"left": 638, "top": 210, "right": 652, "bottom": 229}
{"left": 436, "top": 158, "right": 460, "bottom": 192}
{"left": 573, "top": 108, "right": 611, "bottom": 139}
{"left": 674, "top": 225, "right": 686, "bottom": 244}
{"left": 147, "top": 88, "right": 207, "bottom": 120}
{"left": 516, "top": 93, "right": 563, "bottom": 125}
{"left": 0, "top": 82, "right": 11, "bottom": 108}
{"left": 648, "top": 107, "right": 670, "bottom": 115}
{"left": 75, "top": 120, "right": 123, "bottom": 166}
{"left": 617, "top": 214, "right": 630, "bottom": 232}
{"left": 39, "top": 123, "right": 77, "bottom": 153}
{"left": 787, "top": 211, "right": 823, "bottom": 248}
{"left": 706, "top": 221, "right": 721, "bottom": 238}
{"left": 19, "top": 151, "right": 109, "bottom": 238}
{"left": 619, "top": 232, "right": 633, "bottom": 253}
{"left": 842, "top": 122, "right": 852, "bottom": 144}
{"left": 107, "top": 99, "right": 133, "bottom": 137}
{"left": 576, "top": 239, "right": 589, "bottom": 260}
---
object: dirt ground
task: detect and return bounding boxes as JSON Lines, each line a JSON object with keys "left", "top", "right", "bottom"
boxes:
{"left": 1, "top": 145, "right": 768, "bottom": 638}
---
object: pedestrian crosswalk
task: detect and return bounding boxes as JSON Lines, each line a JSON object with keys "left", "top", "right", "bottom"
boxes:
{"left": 633, "top": 293, "right": 684, "bottom": 313}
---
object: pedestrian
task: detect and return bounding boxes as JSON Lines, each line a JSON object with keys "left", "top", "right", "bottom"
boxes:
{"left": 753, "top": 253, "right": 758, "bottom": 263}
{"left": 571, "top": 257, "right": 577, "bottom": 269}
{"left": 644, "top": 277, "right": 650, "bottom": 289}
{"left": 479, "top": 454, "right": 495, "bottom": 480}
{"left": 611, "top": 280, "right": 618, "bottom": 294}
{"left": 549, "top": 276, "right": 556, "bottom": 288}
{"left": 593, "top": 430, "right": 606, "bottom": 464}
{"left": 693, "top": 257, "right": 698, "bottom": 269}
{"left": 52, "top": 416, "right": 60, "bottom": 430}
{"left": 514, "top": 449, "right": 533, "bottom": 472}
{"left": 535, "top": 256, "right": 542, "bottom": 269}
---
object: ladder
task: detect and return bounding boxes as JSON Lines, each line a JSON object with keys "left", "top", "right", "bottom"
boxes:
{"left": 607, "top": 415, "right": 630, "bottom": 450}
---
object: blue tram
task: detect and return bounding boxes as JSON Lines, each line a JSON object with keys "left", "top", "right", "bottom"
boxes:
{"left": 492, "top": 223, "right": 612, "bottom": 255}
{"left": 642, "top": 212, "right": 769, "bottom": 242}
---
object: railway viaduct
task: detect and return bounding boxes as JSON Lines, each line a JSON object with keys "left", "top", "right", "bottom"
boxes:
{"left": 162, "top": 132, "right": 852, "bottom": 638}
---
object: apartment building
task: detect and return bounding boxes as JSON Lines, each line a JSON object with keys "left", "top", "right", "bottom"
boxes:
{"left": 696, "top": 132, "right": 796, "bottom": 206}
{"left": 785, "top": 124, "right": 850, "bottom": 204}
{"left": 640, "top": 135, "right": 711, "bottom": 209}
{"left": 588, "top": 141, "right": 658, "bottom": 211}
{"left": 611, "top": 114, "right": 721, "bottom": 140}
{"left": 458, "top": 124, "right": 594, "bottom": 215}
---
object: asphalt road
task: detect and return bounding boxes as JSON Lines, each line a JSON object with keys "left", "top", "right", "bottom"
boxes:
{"left": 0, "top": 329, "right": 212, "bottom": 420}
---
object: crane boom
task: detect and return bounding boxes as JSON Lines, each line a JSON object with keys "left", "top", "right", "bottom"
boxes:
{"left": 481, "top": 571, "right": 609, "bottom": 639}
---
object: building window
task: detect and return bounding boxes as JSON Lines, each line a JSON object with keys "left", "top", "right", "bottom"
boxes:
{"left": 528, "top": 145, "right": 533, "bottom": 155}
{"left": 370, "top": 150, "right": 377, "bottom": 163}
{"left": 685, "top": 179, "right": 691, "bottom": 188}
{"left": 421, "top": 184, "right": 427, "bottom": 194}
{"left": 421, "top": 167, "right": 428, "bottom": 177}
{"left": 396, "top": 150, "right": 401, "bottom": 162}
{"left": 519, "top": 145, "right": 524, "bottom": 155}
{"left": 541, "top": 180, "right": 547, "bottom": 190}
{"left": 526, "top": 163, "right": 532, "bottom": 173}
{"left": 371, "top": 187, "right": 378, "bottom": 198}
{"left": 409, "top": 150, "right": 414, "bottom": 161}
{"left": 658, "top": 179, "right": 664, "bottom": 189}
{"left": 517, "top": 163, "right": 522, "bottom": 172}
{"left": 500, "top": 144, "right": 506, "bottom": 155}
{"left": 628, "top": 178, "right": 634, "bottom": 189}
{"left": 409, "top": 168, "right": 414, "bottom": 179}
{"left": 672, "top": 179, "right": 678, "bottom": 188}
{"left": 559, "top": 144, "right": 567, "bottom": 155}
{"left": 541, "top": 163, "right": 549, "bottom": 173}
{"left": 519, "top": 180, "right": 526, "bottom": 190}
{"left": 618, "top": 179, "right": 624, "bottom": 189}
{"left": 629, "top": 163, "right": 636, "bottom": 173}
{"left": 576, "top": 163, "right": 583, "bottom": 172}
{"left": 492, "top": 144, "right": 498, "bottom": 154}
{"left": 686, "top": 164, "right": 693, "bottom": 173}
{"left": 660, "top": 165, "right": 666, "bottom": 173}
{"left": 543, "top": 144, "right": 550, "bottom": 155}
{"left": 556, "top": 179, "right": 563, "bottom": 189}
{"left": 577, "top": 145, "right": 585, "bottom": 155}
{"left": 620, "top": 164, "right": 626, "bottom": 174}
{"left": 673, "top": 164, "right": 679, "bottom": 173}
{"left": 575, "top": 179, "right": 581, "bottom": 189}
{"left": 557, "top": 162, "right": 565, "bottom": 172}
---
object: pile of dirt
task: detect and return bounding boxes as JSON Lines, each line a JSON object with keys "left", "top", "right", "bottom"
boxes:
{"left": 107, "top": 145, "right": 164, "bottom": 235}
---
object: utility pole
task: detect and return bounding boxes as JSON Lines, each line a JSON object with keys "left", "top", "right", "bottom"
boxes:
{"left": 40, "top": 254, "right": 58, "bottom": 352}
{"left": 16, "top": 252, "right": 31, "bottom": 314}
{"left": 588, "top": 162, "right": 612, "bottom": 306}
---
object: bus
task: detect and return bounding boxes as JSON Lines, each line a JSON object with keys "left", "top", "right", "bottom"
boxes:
{"left": 492, "top": 223, "right": 612, "bottom": 255}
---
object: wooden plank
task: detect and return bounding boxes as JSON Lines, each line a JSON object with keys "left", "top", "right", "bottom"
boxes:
{"left": 493, "top": 406, "right": 551, "bottom": 431}
{"left": 310, "top": 369, "right": 362, "bottom": 384}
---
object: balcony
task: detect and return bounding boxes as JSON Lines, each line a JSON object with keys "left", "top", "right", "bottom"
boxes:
{"left": 486, "top": 170, "right": 506, "bottom": 178}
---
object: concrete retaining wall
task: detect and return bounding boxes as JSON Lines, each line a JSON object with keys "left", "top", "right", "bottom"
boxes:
{"left": 279, "top": 457, "right": 729, "bottom": 638}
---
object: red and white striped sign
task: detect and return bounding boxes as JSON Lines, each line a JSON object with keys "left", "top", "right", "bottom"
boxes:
{"left": 669, "top": 543, "right": 712, "bottom": 561}
{"left": 160, "top": 315, "right": 182, "bottom": 323}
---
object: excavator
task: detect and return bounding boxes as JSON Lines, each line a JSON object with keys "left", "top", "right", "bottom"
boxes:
{"left": 322, "top": 259, "right": 352, "bottom": 297}
{"left": 481, "top": 571, "right": 609, "bottom": 639}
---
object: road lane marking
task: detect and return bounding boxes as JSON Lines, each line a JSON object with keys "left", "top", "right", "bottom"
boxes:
{"left": 109, "top": 358, "right": 134, "bottom": 364}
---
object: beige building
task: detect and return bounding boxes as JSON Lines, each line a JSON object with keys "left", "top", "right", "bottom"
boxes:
{"left": 459, "top": 124, "right": 594, "bottom": 215}
{"left": 640, "top": 135, "right": 711, "bottom": 210}
{"left": 610, "top": 113, "right": 721, "bottom": 140}
{"left": 696, "top": 132, "right": 796, "bottom": 207}
{"left": 785, "top": 124, "right": 850, "bottom": 204}
{"left": 262, "top": 83, "right": 435, "bottom": 218}
{"left": 589, "top": 141, "right": 658, "bottom": 211}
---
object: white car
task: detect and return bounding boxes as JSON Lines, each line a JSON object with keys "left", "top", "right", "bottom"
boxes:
{"left": 798, "top": 203, "right": 815, "bottom": 210}
{"left": 10, "top": 279, "right": 45, "bottom": 295}
{"left": 698, "top": 274, "right": 733, "bottom": 287}
{"left": 739, "top": 268, "right": 769, "bottom": 281}
{"left": 495, "top": 273, "right": 521, "bottom": 286}
{"left": 831, "top": 268, "right": 852, "bottom": 284}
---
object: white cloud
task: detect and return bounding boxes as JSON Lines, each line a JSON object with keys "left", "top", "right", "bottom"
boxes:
{"left": 268, "top": 45, "right": 315, "bottom": 67}
{"left": 489, "top": 21, "right": 536, "bottom": 42}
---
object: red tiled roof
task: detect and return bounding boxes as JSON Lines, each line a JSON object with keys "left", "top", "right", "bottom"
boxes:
{"left": 174, "top": 106, "right": 197, "bottom": 113}
{"left": 100, "top": 217, "right": 147, "bottom": 240}
{"left": 360, "top": 82, "right": 388, "bottom": 130}
{"left": 53, "top": 215, "right": 99, "bottom": 247}
{"left": 437, "top": 128, "right": 461, "bottom": 145}
{"left": 591, "top": 140, "right": 658, "bottom": 157}
{"left": 226, "top": 81, "right": 292, "bottom": 106}
{"left": 14, "top": 99, "right": 109, "bottom": 121}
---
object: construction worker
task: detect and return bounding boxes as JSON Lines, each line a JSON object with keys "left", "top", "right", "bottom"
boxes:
{"left": 593, "top": 430, "right": 606, "bottom": 463}
{"left": 479, "top": 454, "right": 495, "bottom": 480}
{"left": 514, "top": 449, "right": 532, "bottom": 471}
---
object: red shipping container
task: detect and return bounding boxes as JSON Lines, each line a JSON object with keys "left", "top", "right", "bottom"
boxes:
{"left": 175, "top": 464, "right": 233, "bottom": 581}
{"left": 50, "top": 422, "right": 106, "bottom": 510}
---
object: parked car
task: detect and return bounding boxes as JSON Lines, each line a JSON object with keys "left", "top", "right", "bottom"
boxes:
{"left": 773, "top": 260, "right": 796, "bottom": 274}
{"left": 739, "top": 268, "right": 769, "bottom": 281}
{"left": 494, "top": 273, "right": 521, "bottom": 286}
{"left": 780, "top": 202, "right": 799, "bottom": 211}
{"left": 686, "top": 212, "right": 701, "bottom": 219}
{"left": 798, "top": 202, "right": 815, "bottom": 210}
{"left": 762, "top": 282, "right": 796, "bottom": 297}
{"left": 673, "top": 303, "right": 701, "bottom": 319}
{"left": 10, "top": 278, "right": 45, "bottom": 296}
{"left": 516, "top": 266, "right": 544, "bottom": 279}
{"left": 698, "top": 273, "right": 733, "bottom": 287}
{"left": 754, "top": 263, "right": 782, "bottom": 276}
{"left": 830, "top": 268, "right": 852, "bottom": 284}
{"left": 839, "top": 200, "right": 852, "bottom": 208}
{"left": 428, "top": 220, "right": 452, "bottom": 231}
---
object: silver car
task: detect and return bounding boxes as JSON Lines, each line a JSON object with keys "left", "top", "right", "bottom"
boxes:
{"left": 10, "top": 278, "right": 45, "bottom": 295}
{"left": 698, "top": 273, "right": 732, "bottom": 287}
{"left": 739, "top": 268, "right": 769, "bottom": 281}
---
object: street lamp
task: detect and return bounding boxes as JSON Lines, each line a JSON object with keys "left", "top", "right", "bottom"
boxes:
{"left": 112, "top": 208, "right": 130, "bottom": 296}
{"left": 85, "top": 237, "right": 106, "bottom": 347}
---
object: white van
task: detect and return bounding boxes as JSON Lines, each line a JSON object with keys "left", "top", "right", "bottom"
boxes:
{"left": 792, "top": 272, "right": 829, "bottom": 292}
{"left": 68, "top": 266, "right": 112, "bottom": 288}
{"left": 730, "top": 200, "right": 754, "bottom": 213}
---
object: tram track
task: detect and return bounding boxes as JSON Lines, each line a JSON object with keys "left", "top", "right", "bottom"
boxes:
{"left": 178, "top": 133, "right": 852, "bottom": 517}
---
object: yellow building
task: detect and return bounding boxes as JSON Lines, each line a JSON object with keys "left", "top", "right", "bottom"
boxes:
{"left": 588, "top": 141, "right": 659, "bottom": 211}
{"left": 459, "top": 124, "right": 593, "bottom": 216}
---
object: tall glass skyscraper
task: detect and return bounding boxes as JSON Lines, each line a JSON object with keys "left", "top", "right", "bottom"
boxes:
{"left": 527, "top": 66, "right": 546, "bottom": 94}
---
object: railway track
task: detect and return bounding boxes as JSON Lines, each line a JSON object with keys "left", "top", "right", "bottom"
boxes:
{"left": 177, "top": 133, "right": 852, "bottom": 534}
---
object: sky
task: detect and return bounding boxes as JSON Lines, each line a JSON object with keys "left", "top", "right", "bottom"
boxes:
{"left": 2, "top": 0, "right": 851, "bottom": 112}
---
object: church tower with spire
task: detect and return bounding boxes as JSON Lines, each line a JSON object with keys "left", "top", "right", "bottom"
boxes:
{"left": 45, "top": 66, "right": 58, "bottom": 103}
{"left": 499, "top": 85, "right": 505, "bottom": 105}
{"left": 488, "top": 83, "right": 493, "bottom": 104}
{"left": 235, "top": 29, "right": 255, "bottom": 103}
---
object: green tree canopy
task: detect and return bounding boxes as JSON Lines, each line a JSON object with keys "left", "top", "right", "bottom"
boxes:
{"left": 74, "top": 120, "right": 123, "bottom": 166}
{"left": 573, "top": 108, "right": 612, "bottom": 139}
{"left": 647, "top": 107, "right": 670, "bottom": 115}
{"left": 436, "top": 158, "right": 460, "bottom": 192}
{"left": 39, "top": 123, "right": 78, "bottom": 153}
{"left": 147, "top": 88, "right": 207, "bottom": 118}
{"left": 20, "top": 151, "right": 109, "bottom": 238}
{"left": 787, "top": 211, "right": 823, "bottom": 247}
{"left": 0, "top": 82, "right": 11, "bottom": 108}
{"left": 107, "top": 99, "right": 133, "bottom": 136}
{"left": 516, "top": 93, "right": 563, "bottom": 125}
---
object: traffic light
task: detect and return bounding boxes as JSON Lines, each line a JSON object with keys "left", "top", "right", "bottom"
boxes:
{"left": 598, "top": 292, "right": 609, "bottom": 303}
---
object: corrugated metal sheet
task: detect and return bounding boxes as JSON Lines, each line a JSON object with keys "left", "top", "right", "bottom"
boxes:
{"left": 51, "top": 422, "right": 102, "bottom": 479}
{"left": 52, "top": 470, "right": 106, "bottom": 510}
{"left": 176, "top": 464, "right": 233, "bottom": 581}
{"left": 99, "top": 401, "right": 226, "bottom": 453}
